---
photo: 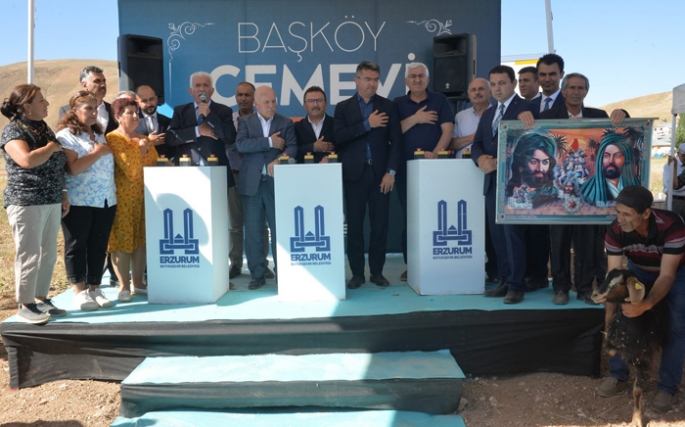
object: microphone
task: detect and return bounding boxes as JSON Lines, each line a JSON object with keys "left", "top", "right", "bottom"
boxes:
{"left": 198, "top": 91, "right": 207, "bottom": 123}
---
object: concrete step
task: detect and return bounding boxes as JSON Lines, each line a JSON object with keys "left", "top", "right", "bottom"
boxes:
{"left": 111, "top": 409, "right": 467, "bottom": 427}
{"left": 120, "top": 350, "right": 464, "bottom": 417}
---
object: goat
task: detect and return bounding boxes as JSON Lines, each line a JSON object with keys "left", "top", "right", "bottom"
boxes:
{"left": 591, "top": 268, "right": 669, "bottom": 427}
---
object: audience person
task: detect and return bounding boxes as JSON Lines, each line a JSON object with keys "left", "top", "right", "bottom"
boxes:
{"left": 664, "top": 144, "right": 685, "bottom": 217}
{"left": 56, "top": 90, "right": 117, "bottom": 310}
{"left": 106, "top": 98, "right": 158, "bottom": 302}
{"left": 228, "top": 82, "right": 273, "bottom": 280}
{"left": 116, "top": 90, "right": 136, "bottom": 100}
{"left": 394, "top": 62, "right": 453, "bottom": 281}
{"left": 471, "top": 65, "right": 538, "bottom": 304}
{"left": 334, "top": 61, "right": 402, "bottom": 289}
{"left": 294, "top": 86, "right": 337, "bottom": 163}
{"left": 1, "top": 84, "right": 68, "bottom": 324}
{"left": 236, "top": 86, "right": 297, "bottom": 289}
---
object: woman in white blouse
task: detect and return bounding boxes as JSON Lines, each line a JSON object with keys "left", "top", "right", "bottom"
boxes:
{"left": 56, "top": 91, "right": 117, "bottom": 310}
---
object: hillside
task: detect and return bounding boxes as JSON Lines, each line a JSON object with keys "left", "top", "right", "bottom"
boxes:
{"left": 600, "top": 90, "right": 672, "bottom": 123}
{"left": 0, "top": 60, "right": 118, "bottom": 131}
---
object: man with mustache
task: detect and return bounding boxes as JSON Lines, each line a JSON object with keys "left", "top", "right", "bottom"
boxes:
{"left": 580, "top": 133, "right": 639, "bottom": 205}
{"left": 59, "top": 66, "right": 117, "bottom": 136}
{"left": 294, "top": 86, "right": 337, "bottom": 163}
{"left": 539, "top": 72, "right": 628, "bottom": 305}
{"left": 505, "top": 132, "right": 558, "bottom": 206}
{"left": 517, "top": 66, "right": 540, "bottom": 101}
{"left": 236, "top": 86, "right": 297, "bottom": 289}
{"left": 450, "top": 78, "right": 491, "bottom": 158}
{"left": 394, "top": 62, "right": 454, "bottom": 281}
{"left": 228, "top": 82, "right": 273, "bottom": 280}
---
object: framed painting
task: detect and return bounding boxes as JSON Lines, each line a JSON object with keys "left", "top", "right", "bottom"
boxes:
{"left": 495, "top": 118, "right": 654, "bottom": 224}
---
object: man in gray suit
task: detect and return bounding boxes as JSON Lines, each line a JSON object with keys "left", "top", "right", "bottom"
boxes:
{"left": 236, "top": 86, "right": 297, "bottom": 289}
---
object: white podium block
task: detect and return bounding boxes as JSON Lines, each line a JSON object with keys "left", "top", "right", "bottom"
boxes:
{"left": 144, "top": 166, "right": 229, "bottom": 304}
{"left": 407, "top": 159, "right": 485, "bottom": 295}
{"left": 274, "top": 163, "right": 345, "bottom": 301}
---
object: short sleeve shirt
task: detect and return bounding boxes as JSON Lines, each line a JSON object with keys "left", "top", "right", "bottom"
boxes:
{"left": 0, "top": 119, "right": 66, "bottom": 208}
{"left": 56, "top": 128, "right": 117, "bottom": 208}
{"left": 605, "top": 208, "right": 685, "bottom": 273}
{"left": 394, "top": 91, "right": 454, "bottom": 161}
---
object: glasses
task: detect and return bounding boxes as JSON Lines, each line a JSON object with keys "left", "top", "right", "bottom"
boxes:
{"left": 305, "top": 98, "right": 325, "bottom": 104}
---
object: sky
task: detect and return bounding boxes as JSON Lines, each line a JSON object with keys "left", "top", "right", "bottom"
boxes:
{"left": 0, "top": 0, "right": 683, "bottom": 108}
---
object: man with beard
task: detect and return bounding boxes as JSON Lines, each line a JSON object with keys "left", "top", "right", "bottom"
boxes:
{"left": 506, "top": 132, "right": 558, "bottom": 207}
{"left": 135, "top": 85, "right": 171, "bottom": 158}
{"left": 580, "top": 133, "right": 640, "bottom": 205}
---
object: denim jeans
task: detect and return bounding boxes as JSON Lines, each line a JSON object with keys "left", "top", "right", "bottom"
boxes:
{"left": 609, "top": 262, "right": 685, "bottom": 395}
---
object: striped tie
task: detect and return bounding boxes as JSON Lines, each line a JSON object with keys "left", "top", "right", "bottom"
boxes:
{"left": 492, "top": 104, "right": 505, "bottom": 136}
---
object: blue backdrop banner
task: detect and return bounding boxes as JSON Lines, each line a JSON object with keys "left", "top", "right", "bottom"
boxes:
{"left": 118, "top": 0, "right": 501, "bottom": 116}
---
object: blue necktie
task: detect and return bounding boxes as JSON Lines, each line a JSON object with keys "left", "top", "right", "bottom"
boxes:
{"left": 543, "top": 97, "right": 552, "bottom": 111}
{"left": 492, "top": 104, "right": 505, "bottom": 136}
{"left": 196, "top": 107, "right": 202, "bottom": 125}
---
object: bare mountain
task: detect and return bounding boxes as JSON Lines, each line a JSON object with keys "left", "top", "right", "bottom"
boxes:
{"left": 0, "top": 60, "right": 118, "bottom": 131}
{"left": 600, "top": 91, "right": 673, "bottom": 124}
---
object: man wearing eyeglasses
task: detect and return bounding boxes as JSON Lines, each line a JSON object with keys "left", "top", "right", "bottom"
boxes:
{"left": 333, "top": 61, "right": 403, "bottom": 289}
{"left": 393, "top": 62, "right": 454, "bottom": 282}
{"left": 294, "top": 86, "right": 337, "bottom": 163}
{"left": 135, "top": 85, "right": 171, "bottom": 159}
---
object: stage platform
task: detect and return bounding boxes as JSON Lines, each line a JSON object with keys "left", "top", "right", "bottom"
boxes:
{"left": 1, "top": 255, "right": 605, "bottom": 389}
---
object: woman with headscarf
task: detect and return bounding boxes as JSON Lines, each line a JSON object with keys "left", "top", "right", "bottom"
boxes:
{"left": 106, "top": 97, "right": 158, "bottom": 302}
{"left": 56, "top": 90, "right": 117, "bottom": 311}
{"left": 0, "top": 84, "right": 68, "bottom": 324}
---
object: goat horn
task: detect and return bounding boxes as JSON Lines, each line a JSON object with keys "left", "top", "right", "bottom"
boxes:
{"left": 626, "top": 276, "right": 646, "bottom": 304}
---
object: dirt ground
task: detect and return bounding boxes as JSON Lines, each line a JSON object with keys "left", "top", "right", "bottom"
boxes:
{"left": 1, "top": 294, "right": 684, "bottom": 427}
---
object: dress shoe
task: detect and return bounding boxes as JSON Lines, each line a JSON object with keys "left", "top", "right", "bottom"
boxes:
{"left": 486, "top": 273, "right": 501, "bottom": 284}
{"left": 347, "top": 276, "right": 365, "bottom": 289}
{"left": 264, "top": 267, "right": 275, "bottom": 279}
{"left": 552, "top": 290, "right": 570, "bottom": 305}
{"left": 370, "top": 274, "right": 390, "bottom": 287}
{"left": 229, "top": 265, "right": 242, "bottom": 279}
{"left": 576, "top": 292, "right": 598, "bottom": 305}
{"left": 248, "top": 277, "right": 266, "bottom": 290}
{"left": 483, "top": 283, "right": 508, "bottom": 297}
{"left": 400, "top": 270, "right": 407, "bottom": 281}
{"left": 503, "top": 289, "right": 524, "bottom": 304}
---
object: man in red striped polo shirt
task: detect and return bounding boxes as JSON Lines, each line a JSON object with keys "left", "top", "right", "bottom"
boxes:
{"left": 598, "top": 185, "right": 685, "bottom": 412}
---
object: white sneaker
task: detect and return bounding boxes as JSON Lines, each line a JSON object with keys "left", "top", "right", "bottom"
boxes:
{"left": 74, "top": 290, "right": 99, "bottom": 311}
{"left": 118, "top": 290, "right": 132, "bottom": 302}
{"left": 89, "top": 288, "right": 112, "bottom": 308}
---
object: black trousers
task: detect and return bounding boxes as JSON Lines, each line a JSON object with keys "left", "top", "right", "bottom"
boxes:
{"left": 396, "top": 163, "right": 409, "bottom": 264}
{"left": 344, "top": 163, "right": 390, "bottom": 277}
{"left": 62, "top": 204, "right": 117, "bottom": 286}
{"left": 550, "top": 224, "right": 606, "bottom": 295}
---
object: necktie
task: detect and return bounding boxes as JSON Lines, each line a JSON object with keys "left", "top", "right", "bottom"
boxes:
{"left": 492, "top": 104, "right": 505, "bottom": 136}
{"left": 543, "top": 97, "right": 553, "bottom": 111}
{"left": 147, "top": 115, "right": 156, "bottom": 133}
{"left": 196, "top": 107, "right": 202, "bottom": 125}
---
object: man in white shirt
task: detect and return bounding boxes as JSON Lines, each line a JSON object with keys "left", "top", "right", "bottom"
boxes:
{"left": 664, "top": 144, "right": 685, "bottom": 216}
{"left": 135, "top": 85, "right": 171, "bottom": 158}
{"left": 449, "top": 77, "right": 491, "bottom": 158}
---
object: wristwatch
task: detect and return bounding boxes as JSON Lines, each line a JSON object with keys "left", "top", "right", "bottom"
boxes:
{"left": 386, "top": 169, "right": 396, "bottom": 176}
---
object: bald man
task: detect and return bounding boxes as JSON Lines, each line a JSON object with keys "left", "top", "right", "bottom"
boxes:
{"left": 236, "top": 86, "right": 297, "bottom": 289}
{"left": 135, "top": 85, "right": 171, "bottom": 158}
{"left": 449, "top": 77, "right": 492, "bottom": 158}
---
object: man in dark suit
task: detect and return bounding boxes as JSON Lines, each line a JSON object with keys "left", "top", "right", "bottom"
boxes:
{"left": 471, "top": 65, "right": 539, "bottom": 304}
{"left": 165, "top": 71, "right": 236, "bottom": 191}
{"left": 334, "top": 61, "right": 403, "bottom": 289}
{"left": 294, "top": 86, "right": 336, "bottom": 163}
{"left": 135, "top": 85, "right": 172, "bottom": 159}
{"left": 236, "top": 86, "right": 297, "bottom": 289}
{"left": 539, "top": 72, "right": 627, "bottom": 305}
{"left": 59, "top": 66, "right": 117, "bottom": 134}
{"left": 530, "top": 54, "right": 565, "bottom": 113}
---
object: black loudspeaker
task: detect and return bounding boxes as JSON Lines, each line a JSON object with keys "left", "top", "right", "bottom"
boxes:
{"left": 118, "top": 34, "right": 164, "bottom": 104}
{"left": 433, "top": 33, "right": 476, "bottom": 100}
